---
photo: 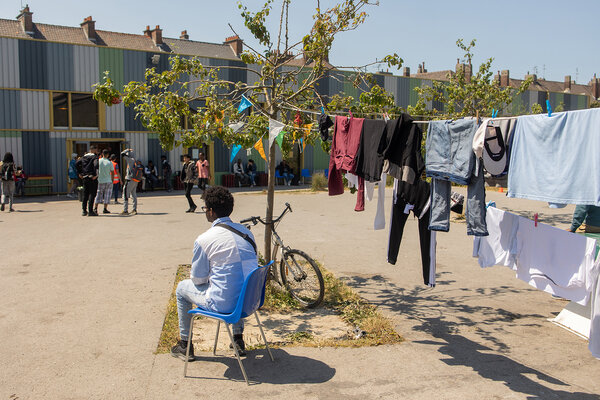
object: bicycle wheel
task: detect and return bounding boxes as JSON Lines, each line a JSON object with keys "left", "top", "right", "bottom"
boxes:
{"left": 280, "top": 249, "right": 324, "bottom": 308}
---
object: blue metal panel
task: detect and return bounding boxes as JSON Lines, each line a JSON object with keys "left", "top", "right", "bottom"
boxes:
{"left": 213, "top": 137, "right": 230, "bottom": 173}
{"left": 327, "top": 71, "right": 344, "bottom": 98}
{"left": 19, "top": 39, "right": 47, "bottom": 89}
{"left": 0, "top": 89, "right": 21, "bottom": 129}
{"left": 49, "top": 136, "right": 67, "bottom": 192}
{"left": 396, "top": 77, "right": 411, "bottom": 109}
{"left": 101, "top": 132, "right": 125, "bottom": 139}
{"left": 124, "top": 104, "right": 145, "bottom": 131}
{"left": 21, "top": 131, "right": 50, "bottom": 175}
{"left": 46, "top": 42, "right": 74, "bottom": 91}
{"left": 373, "top": 74, "right": 385, "bottom": 88}
{"left": 73, "top": 45, "right": 100, "bottom": 92}
{"left": 20, "top": 90, "right": 49, "bottom": 130}
{"left": 147, "top": 136, "right": 162, "bottom": 166}
{"left": 123, "top": 50, "right": 146, "bottom": 84}
{"left": 146, "top": 52, "right": 169, "bottom": 74}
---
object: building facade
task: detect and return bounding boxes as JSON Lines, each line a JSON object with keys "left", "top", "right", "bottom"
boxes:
{"left": 0, "top": 7, "right": 595, "bottom": 193}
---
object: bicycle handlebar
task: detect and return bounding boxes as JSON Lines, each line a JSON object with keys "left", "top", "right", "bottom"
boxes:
{"left": 240, "top": 203, "right": 292, "bottom": 226}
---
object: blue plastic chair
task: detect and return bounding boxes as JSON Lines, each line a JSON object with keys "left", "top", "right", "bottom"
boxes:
{"left": 301, "top": 168, "right": 311, "bottom": 184}
{"left": 324, "top": 168, "right": 329, "bottom": 178}
{"left": 184, "top": 261, "right": 275, "bottom": 384}
{"left": 274, "top": 170, "right": 284, "bottom": 185}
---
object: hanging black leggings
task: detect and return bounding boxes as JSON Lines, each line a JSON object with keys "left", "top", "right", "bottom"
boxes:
{"left": 388, "top": 197, "right": 433, "bottom": 286}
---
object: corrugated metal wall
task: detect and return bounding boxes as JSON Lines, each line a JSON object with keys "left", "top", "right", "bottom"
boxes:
{"left": 49, "top": 136, "right": 67, "bottom": 192}
{"left": 21, "top": 131, "right": 50, "bottom": 175}
{"left": 99, "top": 47, "right": 124, "bottom": 90}
{"left": 213, "top": 137, "right": 230, "bottom": 173}
{"left": 0, "top": 89, "right": 21, "bottom": 129}
{"left": 168, "top": 134, "right": 184, "bottom": 172}
{"left": 147, "top": 133, "right": 162, "bottom": 165}
{"left": 20, "top": 90, "right": 49, "bottom": 130}
{"left": 46, "top": 42, "right": 74, "bottom": 91}
{"left": 0, "top": 131, "right": 23, "bottom": 167}
{"left": 124, "top": 132, "right": 148, "bottom": 163}
{"left": 105, "top": 102, "right": 125, "bottom": 131}
{"left": 312, "top": 139, "right": 329, "bottom": 170}
{"left": 303, "top": 144, "right": 314, "bottom": 170}
{"left": 73, "top": 45, "right": 99, "bottom": 92}
{"left": 19, "top": 40, "right": 47, "bottom": 89}
{"left": 123, "top": 50, "right": 146, "bottom": 84}
{"left": 0, "top": 38, "right": 20, "bottom": 88}
{"left": 101, "top": 132, "right": 125, "bottom": 139}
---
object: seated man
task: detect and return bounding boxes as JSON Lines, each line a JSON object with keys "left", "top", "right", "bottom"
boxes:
{"left": 246, "top": 159, "right": 257, "bottom": 187}
{"left": 144, "top": 160, "right": 159, "bottom": 191}
{"left": 171, "top": 186, "right": 258, "bottom": 361}
{"left": 232, "top": 158, "right": 249, "bottom": 187}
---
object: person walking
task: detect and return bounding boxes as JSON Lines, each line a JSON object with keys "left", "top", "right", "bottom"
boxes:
{"left": 93, "top": 149, "right": 114, "bottom": 214}
{"left": 0, "top": 152, "right": 16, "bottom": 212}
{"left": 161, "top": 155, "right": 172, "bottom": 192}
{"left": 110, "top": 154, "right": 122, "bottom": 204}
{"left": 196, "top": 152, "right": 210, "bottom": 192}
{"left": 67, "top": 153, "right": 79, "bottom": 198}
{"left": 76, "top": 145, "right": 99, "bottom": 216}
{"left": 181, "top": 154, "right": 198, "bottom": 213}
{"left": 120, "top": 148, "right": 142, "bottom": 215}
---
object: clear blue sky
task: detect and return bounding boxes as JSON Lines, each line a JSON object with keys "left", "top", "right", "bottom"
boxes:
{"left": 1, "top": 0, "right": 597, "bottom": 84}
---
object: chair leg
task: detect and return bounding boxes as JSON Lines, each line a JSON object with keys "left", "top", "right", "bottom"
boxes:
{"left": 225, "top": 323, "right": 250, "bottom": 385}
{"left": 254, "top": 311, "right": 274, "bottom": 362}
{"left": 184, "top": 315, "right": 195, "bottom": 377}
{"left": 213, "top": 320, "right": 220, "bottom": 355}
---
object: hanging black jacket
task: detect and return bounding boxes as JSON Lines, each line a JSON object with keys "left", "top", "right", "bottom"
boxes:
{"left": 379, "top": 113, "right": 424, "bottom": 184}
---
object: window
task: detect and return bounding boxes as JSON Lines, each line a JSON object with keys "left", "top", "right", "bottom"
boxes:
{"left": 52, "top": 92, "right": 99, "bottom": 129}
{"left": 52, "top": 92, "right": 69, "bottom": 128}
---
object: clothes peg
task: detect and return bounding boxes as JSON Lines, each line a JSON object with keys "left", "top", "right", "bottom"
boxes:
{"left": 320, "top": 106, "right": 325, "bottom": 114}
{"left": 534, "top": 213, "right": 538, "bottom": 227}
{"left": 349, "top": 110, "right": 354, "bottom": 118}
{"left": 546, "top": 100, "right": 552, "bottom": 117}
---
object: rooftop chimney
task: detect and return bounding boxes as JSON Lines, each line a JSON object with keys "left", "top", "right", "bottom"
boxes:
{"left": 224, "top": 35, "right": 243, "bottom": 57}
{"left": 500, "top": 70, "right": 510, "bottom": 87}
{"left": 180, "top": 30, "right": 189, "bottom": 40}
{"left": 591, "top": 74, "right": 600, "bottom": 100}
{"left": 422, "top": 61, "right": 427, "bottom": 73}
{"left": 525, "top": 73, "right": 538, "bottom": 82}
{"left": 564, "top": 75, "right": 572, "bottom": 92}
{"left": 143, "top": 25, "right": 163, "bottom": 46}
{"left": 17, "top": 5, "right": 34, "bottom": 35}
{"left": 80, "top": 16, "right": 97, "bottom": 43}
{"left": 403, "top": 67, "right": 410, "bottom": 77}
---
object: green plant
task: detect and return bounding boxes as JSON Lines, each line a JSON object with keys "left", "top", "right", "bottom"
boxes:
{"left": 311, "top": 172, "right": 327, "bottom": 191}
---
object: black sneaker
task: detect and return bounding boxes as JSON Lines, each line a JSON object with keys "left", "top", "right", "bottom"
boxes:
{"left": 171, "top": 340, "right": 194, "bottom": 362}
{"left": 82, "top": 210, "right": 88, "bottom": 216}
{"left": 229, "top": 334, "right": 246, "bottom": 356}
{"left": 103, "top": 209, "right": 110, "bottom": 214}
{"left": 0, "top": 204, "right": 4, "bottom": 211}
{"left": 88, "top": 211, "right": 98, "bottom": 217}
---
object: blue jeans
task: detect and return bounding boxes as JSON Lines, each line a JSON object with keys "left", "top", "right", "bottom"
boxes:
{"left": 176, "top": 279, "right": 244, "bottom": 341}
{"left": 429, "top": 163, "right": 488, "bottom": 236}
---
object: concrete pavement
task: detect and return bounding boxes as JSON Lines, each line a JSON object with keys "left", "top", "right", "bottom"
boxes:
{"left": 1, "top": 187, "right": 599, "bottom": 399}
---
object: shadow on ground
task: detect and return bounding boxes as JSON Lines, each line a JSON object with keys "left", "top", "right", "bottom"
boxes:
{"left": 185, "top": 348, "right": 335, "bottom": 385}
{"left": 341, "top": 272, "right": 600, "bottom": 399}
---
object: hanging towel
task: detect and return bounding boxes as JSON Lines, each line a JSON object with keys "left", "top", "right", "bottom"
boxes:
{"left": 508, "top": 108, "right": 600, "bottom": 205}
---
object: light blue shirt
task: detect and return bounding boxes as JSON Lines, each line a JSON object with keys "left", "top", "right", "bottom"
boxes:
{"left": 97, "top": 157, "right": 114, "bottom": 184}
{"left": 190, "top": 217, "right": 258, "bottom": 313}
{"left": 508, "top": 108, "right": 600, "bottom": 205}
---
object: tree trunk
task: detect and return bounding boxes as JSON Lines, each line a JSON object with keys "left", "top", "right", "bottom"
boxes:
{"left": 264, "top": 141, "right": 277, "bottom": 261}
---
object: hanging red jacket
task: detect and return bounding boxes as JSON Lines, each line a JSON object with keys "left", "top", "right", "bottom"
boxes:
{"left": 328, "top": 115, "right": 365, "bottom": 196}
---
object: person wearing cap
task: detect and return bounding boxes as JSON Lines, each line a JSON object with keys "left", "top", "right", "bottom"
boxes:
{"left": 568, "top": 205, "right": 600, "bottom": 233}
{"left": 67, "top": 153, "right": 80, "bottom": 198}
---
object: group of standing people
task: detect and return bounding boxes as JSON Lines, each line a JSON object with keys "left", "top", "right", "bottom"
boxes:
{"left": 181, "top": 152, "right": 211, "bottom": 213}
{"left": 75, "top": 145, "right": 120, "bottom": 216}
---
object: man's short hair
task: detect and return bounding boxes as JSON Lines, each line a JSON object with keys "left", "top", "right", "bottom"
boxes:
{"left": 204, "top": 186, "right": 234, "bottom": 218}
{"left": 183, "top": 154, "right": 191, "bottom": 159}
{"left": 110, "top": 154, "right": 116, "bottom": 161}
{"left": 90, "top": 144, "right": 98, "bottom": 150}
{"left": 102, "top": 149, "right": 109, "bottom": 157}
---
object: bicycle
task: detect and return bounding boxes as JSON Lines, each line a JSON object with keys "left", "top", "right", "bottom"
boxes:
{"left": 240, "top": 202, "right": 325, "bottom": 308}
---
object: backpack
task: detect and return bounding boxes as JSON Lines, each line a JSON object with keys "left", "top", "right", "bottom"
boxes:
{"left": 131, "top": 163, "right": 144, "bottom": 182}
{"left": 1, "top": 163, "right": 14, "bottom": 181}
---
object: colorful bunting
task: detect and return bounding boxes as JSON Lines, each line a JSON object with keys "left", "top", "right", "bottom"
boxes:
{"left": 230, "top": 144, "right": 242, "bottom": 163}
{"left": 269, "top": 118, "right": 286, "bottom": 148}
{"left": 237, "top": 95, "right": 252, "bottom": 114}
{"left": 275, "top": 130, "right": 285, "bottom": 149}
{"left": 302, "top": 123, "right": 313, "bottom": 152}
{"left": 254, "top": 138, "right": 267, "bottom": 162}
{"left": 228, "top": 121, "right": 245, "bottom": 133}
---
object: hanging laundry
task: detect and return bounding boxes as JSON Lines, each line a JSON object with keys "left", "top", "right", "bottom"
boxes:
{"left": 508, "top": 108, "right": 600, "bottom": 205}
{"left": 380, "top": 113, "right": 424, "bottom": 185}
{"left": 354, "top": 119, "right": 387, "bottom": 183}
{"left": 426, "top": 119, "right": 488, "bottom": 236}
{"left": 328, "top": 115, "right": 365, "bottom": 195}
{"left": 472, "top": 117, "right": 517, "bottom": 177}
{"left": 318, "top": 113, "right": 334, "bottom": 141}
{"left": 388, "top": 178, "right": 436, "bottom": 287}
